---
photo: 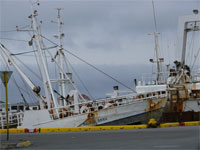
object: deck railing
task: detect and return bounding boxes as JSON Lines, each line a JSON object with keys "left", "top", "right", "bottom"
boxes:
{"left": 49, "top": 91, "right": 167, "bottom": 120}
{"left": 0, "top": 112, "right": 24, "bottom": 129}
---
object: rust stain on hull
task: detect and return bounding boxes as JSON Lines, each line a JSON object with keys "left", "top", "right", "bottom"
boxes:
{"left": 147, "top": 98, "right": 163, "bottom": 112}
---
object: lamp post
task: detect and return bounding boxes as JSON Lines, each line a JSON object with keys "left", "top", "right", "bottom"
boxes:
{"left": 0, "top": 71, "right": 13, "bottom": 141}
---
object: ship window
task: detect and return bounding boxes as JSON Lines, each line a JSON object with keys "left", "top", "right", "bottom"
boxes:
{"left": 118, "top": 99, "right": 122, "bottom": 102}
{"left": 33, "top": 107, "right": 38, "bottom": 110}
{"left": 25, "top": 107, "right": 30, "bottom": 110}
{"left": 19, "top": 106, "right": 24, "bottom": 111}
{"left": 162, "top": 91, "right": 166, "bottom": 94}
{"left": 98, "top": 106, "right": 103, "bottom": 110}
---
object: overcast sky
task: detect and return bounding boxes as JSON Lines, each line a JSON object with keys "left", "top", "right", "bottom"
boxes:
{"left": 0, "top": 0, "right": 200, "bottom": 103}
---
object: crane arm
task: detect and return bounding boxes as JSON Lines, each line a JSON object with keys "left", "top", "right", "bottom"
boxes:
{"left": 0, "top": 43, "right": 46, "bottom": 108}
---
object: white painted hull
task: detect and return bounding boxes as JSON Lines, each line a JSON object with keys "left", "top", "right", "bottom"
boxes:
{"left": 82, "top": 97, "right": 167, "bottom": 126}
{"left": 17, "top": 96, "right": 167, "bottom": 128}
{"left": 97, "top": 100, "right": 150, "bottom": 125}
{"left": 18, "top": 110, "right": 88, "bottom": 128}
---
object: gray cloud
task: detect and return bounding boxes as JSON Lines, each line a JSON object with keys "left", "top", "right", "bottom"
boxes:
{"left": 0, "top": 0, "right": 200, "bottom": 104}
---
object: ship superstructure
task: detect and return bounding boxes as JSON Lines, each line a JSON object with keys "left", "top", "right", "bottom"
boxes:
{"left": 136, "top": 10, "right": 200, "bottom": 122}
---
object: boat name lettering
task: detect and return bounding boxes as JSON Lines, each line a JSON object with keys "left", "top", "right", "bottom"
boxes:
{"left": 98, "top": 117, "right": 108, "bottom": 122}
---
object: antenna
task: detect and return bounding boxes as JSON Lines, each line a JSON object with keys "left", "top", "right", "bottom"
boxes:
{"left": 56, "top": 8, "right": 64, "bottom": 50}
{"left": 152, "top": 0, "right": 157, "bottom": 32}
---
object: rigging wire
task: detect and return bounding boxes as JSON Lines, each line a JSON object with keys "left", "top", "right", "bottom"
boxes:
{"left": 151, "top": 42, "right": 155, "bottom": 77}
{"left": 0, "top": 46, "right": 41, "bottom": 104}
{"left": 28, "top": 30, "right": 45, "bottom": 81}
{"left": 0, "top": 35, "right": 43, "bottom": 82}
{"left": 0, "top": 29, "right": 18, "bottom": 33}
{"left": 0, "top": 50, "right": 33, "bottom": 104}
{"left": 0, "top": 38, "right": 29, "bottom": 42}
{"left": 186, "top": 31, "right": 195, "bottom": 64}
{"left": 39, "top": 27, "right": 50, "bottom": 73}
{"left": 36, "top": 39, "right": 88, "bottom": 101}
{"left": 0, "top": 51, "right": 9, "bottom": 71}
{"left": 19, "top": 70, "right": 36, "bottom": 104}
{"left": 152, "top": 0, "right": 158, "bottom": 32}
{"left": 63, "top": 55, "right": 94, "bottom": 100}
{"left": 54, "top": 60, "right": 59, "bottom": 97}
{"left": 189, "top": 32, "right": 195, "bottom": 67}
{"left": 10, "top": 74, "right": 31, "bottom": 106}
{"left": 191, "top": 47, "right": 200, "bottom": 70}
{"left": 41, "top": 35, "right": 136, "bottom": 92}
{"left": 11, "top": 46, "right": 57, "bottom": 56}
{"left": 0, "top": 25, "right": 30, "bottom": 33}
{"left": 12, "top": 54, "right": 42, "bottom": 81}
{"left": 2, "top": 55, "right": 38, "bottom": 103}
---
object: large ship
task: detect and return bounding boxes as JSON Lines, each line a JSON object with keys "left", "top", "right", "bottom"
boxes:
{"left": 0, "top": 1, "right": 167, "bottom": 129}
{"left": 136, "top": 9, "right": 200, "bottom": 122}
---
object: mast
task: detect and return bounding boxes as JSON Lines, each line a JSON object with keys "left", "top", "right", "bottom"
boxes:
{"left": 52, "top": 8, "right": 69, "bottom": 106}
{"left": 29, "top": 0, "right": 58, "bottom": 114}
{"left": 154, "top": 32, "right": 161, "bottom": 82}
{"left": 149, "top": 0, "right": 163, "bottom": 84}
{"left": 56, "top": 8, "right": 66, "bottom": 106}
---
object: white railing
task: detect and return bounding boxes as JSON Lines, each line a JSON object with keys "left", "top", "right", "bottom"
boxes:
{"left": 139, "top": 72, "right": 168, "bottom": 86}
{"left": 139, "top": 70, "right": 200, "bottom": 86}
{"left": 49, "top": 91, "right": 167, "bottom": 120}
{"left": 0, "top": 112, "right": 24, "bottom": 129}
{"left": 191, "top": 70, "right": 200, "bottom": 82}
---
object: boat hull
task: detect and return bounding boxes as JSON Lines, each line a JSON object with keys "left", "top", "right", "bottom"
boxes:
{"left": 81, "top": 97, "right": 167, "bottom": 126}
{"left": 98, "top": 108, "right": 164, "bottom": 126}
{"left": 17, "top": 110, "right": 88, "bottom": 128}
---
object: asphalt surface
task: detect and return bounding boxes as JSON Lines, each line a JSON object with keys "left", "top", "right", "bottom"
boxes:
{"left": 0, "top": 126, "right": 200, "bottom": 150}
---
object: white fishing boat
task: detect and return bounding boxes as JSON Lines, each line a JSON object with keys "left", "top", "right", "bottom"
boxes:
{"left": 0, "top": 1, "right": 167, "bottom": 129}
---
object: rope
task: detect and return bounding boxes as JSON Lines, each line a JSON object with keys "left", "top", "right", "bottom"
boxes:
{"left": 191, "top": 47, "right": 200, "bottom": 70}
{"left": 0, "top": 30, "right": 18, "bottom": 33}
{"left": 11, "top": 75, "right": 30, "bottom": 106}
{"left": 0, "top": 38, "right": 28, "bottom": 42}
{"left": 41, "top": 35, "right": 136, "bottom": 93}
{"left": 37, "top": 40, "right": 88, "bottom": 101}
{"left": 13, "top": 54, "right": 42, "bottom": 80}
{"left": 64, "top": 55, "right": 95, "bottom": 100}
{"left": 186, "top": 31, "right": 195, "bottom": 65}
{"left": 0, "top": 25, "right": 30, "bottom": 33}
{"left": 189, "top": 32, "right": 195, "bottom": 66}
{"left": 11, "top": 46, "right": 57, "bottom": 56}
{"left": 28, "top": 31, "right": 43, "bottom": 81}
{"left": 0, "top": 49, "right": 36, "bottom": 104}
{"left": 19, "top": 71, "right": 36, "bottom": 104}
